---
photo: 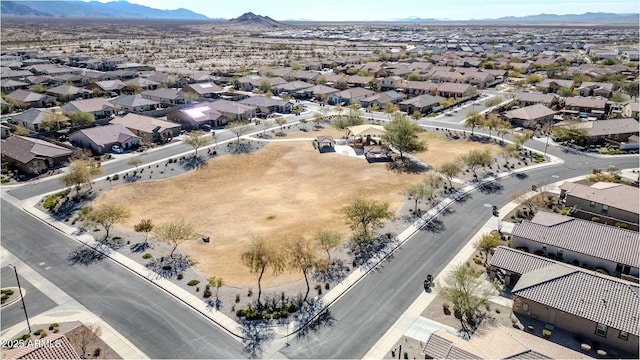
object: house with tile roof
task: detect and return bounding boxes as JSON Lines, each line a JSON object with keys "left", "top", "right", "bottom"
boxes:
{"left": 1, "top": 333, "right": 80, "bottom": 359}
{"left": 109, "top": 95, "right": 161, "bottom": 113}
{"left": 502, "top": 103, "right": 557, "bottom": 128}
{"left": 239, "top": 96, "right": 291, "bottom": 115}
{"left": 539, "top": 78, "right": 574, "bottom": 94}
{"left": 511, "top": 264, "right": 639, "bottom": 356}
{"left": 560, "top": 181, "right": 639, "bottom": 228}
{"left": 141, "top": 88, "right": 188, "bottom": 107}
{"left": 182, "top": 82, "right": 223, "bottom": 99}
{"left": 61, "top": 98, "right": 116, "bottom": 122}
{"left": 5, "top": 89, "right": 56, "bottom": 109}
{"left": 166, "top": 103, "right": 223, "bottom": 130}
{"left": 85, "top": 79, "right": 127, "bottom": 96}
{"left": 488, "top": 246, "right": 556, "bottom": 287}
{"left": 576, "top": 82, "right": 615, "bottom": 98}
{"left": 7, "top": 108, "right": 68, "bottom": 132}
{"left": 0, "top": 79, "right": 29, "bottom": 93}
{"left": 45, "top": 85, "right": 92, "bottom": 102}
{"left": 435, "top": 82, "right": 477, "bottom": 99}
{"left": 328, "top": 88, "right": 376, "bottom": 105}
{"left": 69, "top": 124, "right": 140, "bottom": 154}
{"left": 422, "top": 322, "right": 589, "bottom": 359}
{"left": 296, "top": 85, "right": 339, "bottom": 100}
{"left": 398, "top": 94, "right": 446, "bottom": 115}
{"left": 511, "top": 211, "right": 639, "bottom": 279}
{"left": 359, "top": 90, "right": 406, "bottom": 109}
{"left": 1, "top": 136, "right": 74, "bottom": 175}
{"left": 110, "top": 113, "right": 180, "bottom": 143}
{"left": 400, "top": 81, "right": 438, "bottom": 96}
{"left": 563, "top": 96, "right": 608, "bottom": 119}
{"left": 207, "top": 99, "right": 256, "bottom": 122}
{"left": 514, "top": 92, "right": 559, "bottom": 108}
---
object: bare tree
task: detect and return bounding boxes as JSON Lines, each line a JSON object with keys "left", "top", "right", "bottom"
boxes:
{"left": 438, "top": 161, "right": 463, "bottom": 188}
{"left": 287, "top": 237, "right": 319, "bottom": 303}
{"left": 404, "top": 182, "right": 429, "bottom": 213}
{"left": 183, "top": 130, "right": 209, "bottom": 157}
{"left": 68, "top": 323, "right": 101, "bottom": 359}
{"left": 226, "top": 121, "right": 252, "bottom": 144}
{"left": 127, "top": 157, "right": 143, "bottom": 171}
{"left": 80, "top": 203, "right": 130, "bottom": 241}
{"left": 60, "top": 159, "right": 103, "bottom": 197}
{"left": 315, "top": 230, "right": 342, "bottom": 265}
{"left": 154, "top": 219, "right": 197, "bottom": 258}
{"left": 458, "top": 149, "right": 493, "bottom": 177}
{"left": 134, "top": 219, "right": 154, "bottom": 243}
{"left": 241, "top": 237, "right": 284, "bottom": 306}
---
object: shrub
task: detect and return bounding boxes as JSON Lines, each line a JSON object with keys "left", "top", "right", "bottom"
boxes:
{"left": 591, "top": 216, "right": 600, "bottom": 222}
{"left": 281, "top": 310, "right": 289, "bottom": 318}
{"left": 48, "top": 323, "right": 59, "bottom": 330}
{"left": 177, "top": 273, "right": 183, "bottom": 280}
{"left": 142, "top": 253, "right": 152, "bottom": 259}
{"left": 560, "top": 208, "right": 569, "bottom": 215}
{"left": 187, "top": 280, "right": 200, "bottom": 286}
{"left": 287, "top": 304, "right": 298, "bottom": 313}
{"left": 495, "top": 308, "right": 501, "bottom": 314}
{"left": 236, "top": 309, "right": 245, "bottom": 317}
{"left": 542, "top": 329, "right": 552, "bottom": 338}
{"left": 112, "top": 236, "right": 122, "bottom": 240}
{"left": 595, "top": 267, "right": 610, "bottom": 275}
{"left": 615, "top": 222, "right": 628, "bottom": 228}
{"left": 33, "top": 329, "right": 44, "bottom": 336}
{"left": 1, "top": 289, "right": 14, "bottom": 295}
{"left": 93, "top": 348, "right": 101, "bottom": 357}
{"left": 325, "top": 282, "right": 330, "bottom": 290}
{"left": 43, "top": 192, "right": 64, "bottom": 210}
{"left": 235, "top": 294, "right": 240, "bottom": 303}
{"left": 571, "top": 259, "right": 580, "bottom": 266}
{"left": 247, "top": 289, "right": 253, "bottom": 297}
{"left": 112, "top": 174, "right": 119, "bottom": 181}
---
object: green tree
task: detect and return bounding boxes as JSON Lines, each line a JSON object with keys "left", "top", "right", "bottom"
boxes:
{"left": 231, "top": 78, "right": 241, "bottom": 90}
{"left": 258, "top": 80, "right": 271, "bottom": 93}
{"left": 513, "top": 130, "right": 534, "bottom": 150}
{"left": 609, "top": 92, "right": 626, "bottom": 103}
{"left": 125, "top": 84, "right": 142, "bottom": 95}
{"left": 315, "top": 75, "right": 327, "bottom": 85}
{"left": 463, "top": 109, "right": 483, "bottom": 136}
{"left": 241, "top": 237, "right": 284, "bottom": 306}
{"left": 458, "top": 149, "right": 493, "bottom": 177}
{"left": 404, "top": 182, "right": 429, "bottom": 213}
{"left": 411, "top": 110, "right": 422, "bottom": 122}
{"left": 154, "top": 219, "right": 197, "bottom": 258}
{"left": 60, "top": 159, "right": 103, "bottom": 197}
{"left": 312, "top": 112, "right": 324, "bottom": 128}
{"left": 66, "top": 111, "right": 94, "bottom": 128}
{"left": 407, "top": 73, "right": 421, "bottom": 81}
{"left": 81, "top": 203, "right": 130, "bottom": 241}
{"left": 438, "top": 161, "right": 463, "bottom": 188}
{"left": 383, "top": 102, "right": 399, "bottom": 120}
{"left": 315, "top": 230, "right": 342, "bottom": 265}
{"left": 484, "top": 113, "right": 501, "bottom": 138}
{"left": 501, "top": 143, "right": 519, "bottom": 164}
{"left": 134, "top": 219, "right": 154, "bottom": 243}
{"left": 495, "top": 118, "right": 512, "bottom": 142}
{"left": 622, "top": 82, "right": 639, "bottom": 98}
{"left": 29, "top": 84, "right": 47, "bottom": 93}
{"left": 275, "top": 117, "right": 287, "bottom": 132}
{"left": 13, "top": 125, "right": 30, "bottom": 136}
{"left": 382, "top": 112, "right": 426, "bottom": 160}
{"left": 368, "top": 103, "right": 380, "bottom": 114}
{"left": 438, "top": 264, "right": 500, "bottom": 328}
{"left": 525, "top": 74, "right": 542, "bottom": 84}
{"left": 474, "top": 232, "right": 501, "bottom": 265}
{"left": 342, "top": 198, "right": 393, "bottom": 240}
{"left": 287, "top": 237, "right": 318, "bottom": 303}
{"left": 551, "top": 122, "right": 589, "bottom": 144}
{"left": 557, "top": 87, "right": 574, "bottom": 97}
{"left": 41, "top": 111, "right": 68, "bottom": 131}
{"left": 208, "top": 276, "right": 225, "bottom": 303}
{"left": 226, "top": 121, "right": 252, "bottom": 144}
{"left": 127, "top": 157, "right": 143, "bottom": 171}
{"left": 183, "top": 130, "right": 209, "bottom": 157}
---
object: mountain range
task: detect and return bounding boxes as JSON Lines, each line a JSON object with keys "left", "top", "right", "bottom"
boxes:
{"left": 397, "top": 12, "right": 638, "bottom": 23}
{"left": 1, "top": 0, "right": 210, "bottom": 19}
{"left": 228, "top": 12, "right": 284, "bottom": 27}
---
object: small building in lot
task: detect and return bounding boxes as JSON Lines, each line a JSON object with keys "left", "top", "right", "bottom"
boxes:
{"left": 1, "top": 136, "right": 73, "bottom": 175}
{"left": 70, "top": 124, "right": 141, "bottom": 154}
{"left": 110, "top": 113, "right": 181, "bottom": 143}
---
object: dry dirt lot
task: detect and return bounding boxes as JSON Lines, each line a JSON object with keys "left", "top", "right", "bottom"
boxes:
{"left": 413, "top": 132, "right": 503, "bottom": 169}
{"left": 96, "top": 141, "right": 422, "bottom": 287}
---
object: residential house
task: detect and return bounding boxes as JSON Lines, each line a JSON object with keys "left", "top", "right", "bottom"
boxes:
{"left": 400, "top": 81, "right": 437, "bottom": 96}
{"left": 346, "top": 75, "right": 376, "bottom": 89}
{"left": 359, "top": 91, "right": 406, "bottom": 109}
{"left": 297, "top": 85, "right": 339, "bottom": 100}
{"left": 181, "top": 82, "right": 223, "bottom": 99}
{"left": 533, "top": 56, "right": 562, "bottom": 68}
{"left": 166, "top": 103, "right": 224, "bottom": 130}
{"left": 1, "top": 333, "right": 80, "bottom": 360}
{"left": 422, "top": 321, "right": 588, "bottom": 359}
{"left": 0, "top": 68, "right": 33, "bottom": 80}
{"left": 1, "top": 136, "right": 73, "bottom": 175}
{"left": 428, "top": 70, "right": 463, "bottom": 84}
{"left": 110, "top": 113, "right": 180, "bottom": 143}
{"left": 560, "top": 181, "right": 639, "bottom": 228}
{"left": 0, "top": 79, "right": 29, "bottom": 92}
{"left": 51, "top": 73, "right": 87, "bottom": 87}
{"left": 515, "top": 92, "right": 559, "bottom": 108}
{"left": 109, "top": 95, "right": 161, "bottom": 113}
{"left": 379, "top": 76, "right": 403, "bottom": 90}
{"left": 577, "top": 82, "right": 615, "bottom": 98}
{"left": 272, "top": 81, "right": 314, "bottom": 96}
{"left": 436, "top": 82, "right": 477, "bottom": 99}
{"left": 7, "top": 108, "right": 67, "bottom": 132}
{"left": 459, "top": 71, "right": 495, "bottom": 89}
{"left": 26, "top": 64, "right": 78, "bottom": 77}
{"left": 124, "top": 77, "right": 160, "bottom": 91}
{"left": 239, "top": 96, "right": 291, "bottom": 115}
{"left": 502, "top": 103, "right": 557, "bottom": 128}
{"left": 511, "top": 211, "right": 639, "bottom": 278}
{"left": 81, "top": 70, "right": 113, "bottom": 83}
{"left": 141, "top": 88, "right": 188, "bottom": 107}
{"left": 45, "top": 84, "right": 92, "bottom": 102}
{"left": 5, "top": 89, "right": 56, "bottom": 109}
{"left": 511, "top": 264, "right": 638, "bottom": 356}
{"left": 563, "top": 96, "right": 608, "bottom": 119}
{"left": 398, "top": 94, "right": 446, "bottom": 114}
{"left": 107, "top": 70, "right": 138, "bottom": 81}
{"left": 540, "top": 78, "right": 574, "bottom": 94}
{"left": 488, "top": 246, "right": 556, "bottom": 287}
{"left": 61, "top": 98, "right": 116, "bottom": 123}
{"left": 85, "top": 79, "right": 127, "bottom": 96}
{"left": 284, "top": 70, "right": 320, "bottom": 83}
{"left": 328, "top": 88, "right": 376, "bottom": 105}
{"left": 207, "top": 99, "right": 256, "bottom": 122}
{"left": 70, "top": 124, "right": 140, "bottom": 154}
{"left": 580, "top": 118, "right": 639, "bottom": 145}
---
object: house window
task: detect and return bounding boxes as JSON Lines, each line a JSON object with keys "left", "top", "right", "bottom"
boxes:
{"left": 602, "top": 205, "right": 609, "bottom": 214}
{"left": 619, "top": 330, "right": 629, "bottom": 340}
{"left": 590, "top": 201, "right": 596, "bottom": 207}
{"left": 557, "top": 249, "right": 564, "bottom": 259}
{"left": 596, "top": 323, "right": 608, "bottom": 337}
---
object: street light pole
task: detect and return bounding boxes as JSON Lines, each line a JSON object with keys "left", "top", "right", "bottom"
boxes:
{"left": 9, "top": 265, "right": 31, "bottom": 334}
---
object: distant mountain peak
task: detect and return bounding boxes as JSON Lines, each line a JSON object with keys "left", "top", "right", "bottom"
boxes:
{"left": 228, "top": 12, "right": 285, "bottom": 27}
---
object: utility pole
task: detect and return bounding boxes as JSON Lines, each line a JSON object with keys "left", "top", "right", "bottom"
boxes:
{"left": 9, "top": 265, "right": 31, "bottom": 334}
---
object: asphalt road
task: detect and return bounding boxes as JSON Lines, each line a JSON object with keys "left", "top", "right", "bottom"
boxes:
{"left": 1, "top": 199, "right": 245, "bottom": 359}
{"left": 0, "top": 267, "right": 57, "bottom": 330}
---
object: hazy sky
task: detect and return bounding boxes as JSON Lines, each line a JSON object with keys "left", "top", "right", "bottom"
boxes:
{"left": 88, "top": 0, "right": 639, "bottom": 21}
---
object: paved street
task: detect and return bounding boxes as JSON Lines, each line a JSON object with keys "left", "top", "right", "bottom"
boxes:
{"left": 0, "top": 267, "right": 57, "bottom": 330}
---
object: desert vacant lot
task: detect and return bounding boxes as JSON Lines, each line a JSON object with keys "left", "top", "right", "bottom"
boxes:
{"left": 97, "top": 141, "right": 421, "bottom": 287}
{"left": 414, "top": 132, "right": 503, "bottom": 169}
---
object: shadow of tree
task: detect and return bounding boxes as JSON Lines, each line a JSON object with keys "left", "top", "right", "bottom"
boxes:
{"left": 240, "top": 319, "right": 274, "bottom": 359}
{"left": 145, "top": 254, "right": 191, "bottom": 279}
{"left": 67, "top": 243, "right": 111, "bottom": 266}
{"left": 422, "top": 218, "right": 445, "bottom": 233}
{"left": 311, "top": 259, "right": 350, "bottom": 283}
{"left": 129, "top": 241, "right": 150, "bottom": 253}
{"left": 478, "top": 181, "right": 504, "bottom": 194}
{"left": 123, "top": 174, "right": 142, "bottom": 183}
{"left": 386, "top": 159, "right": 429, "bottom": 174}
{"left": 180, "top": 156, "right": 206, "bottom": 170}
{"left": 347, "top": 233, "right": 398, "bottom": 267}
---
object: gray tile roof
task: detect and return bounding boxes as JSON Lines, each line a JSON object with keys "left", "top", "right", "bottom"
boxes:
{"left": 142, "top": 88, "right": 184, "bottom": 100}
{"left": 239, "top": 96, "right": 288, "bottom": 108}
{"left": 2, "top": 136, "right": 73, "bottom": 164}
{"left": 6, "top": 89, "right": 49, "bottom": 103}
{"left": 62, "top": 98, "right": 115, "bottom": 113}
{"left": 71, "top": 124, "right": 139, "bottom": 146}
{"left": 503, "top": 104, "right": 556, "bottom": 121}
{"left": 9, "top": 108, "right": 48, "bottom": 125}
{"left": 489, "top": 246, "right": 555, "bottom": 275}
{"left": 515, "top": 92, "right": 557, "bottom": 104}
{"left": 512, "top": 266, "right": 639, "bottom": 335}
{"left": 436, "top": 82, "right": 475, "bottom": 94}
{"left": 564, "top": 96, "right": 607, "bottom": 110}
{"left": 560, "top": 181, "right": 639, "bottom": 215}
{"left": 512, "top": 212, "right": 639, "bottom": 267}
{"left": 400, "top": 94, "right": 446, "bottom": 107}
{"left": 587, "top": 118, "right": 639, "bottom": 136}
{"left": 109, "top": 94, "right": 160, "bottom": 108}
{"left": 110, "top": 113, "right": 180, "bottom": 134}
